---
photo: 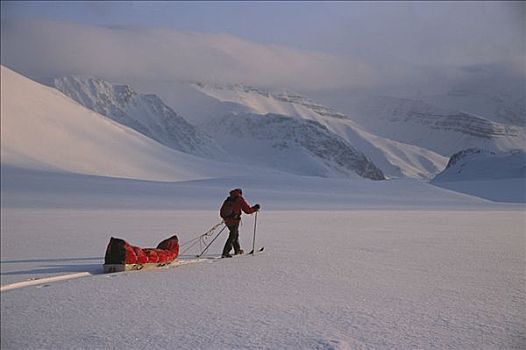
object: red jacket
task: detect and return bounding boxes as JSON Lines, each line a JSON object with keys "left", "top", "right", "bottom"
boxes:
{"left": 224, "top": 190, "right": 257, "bottom": 226}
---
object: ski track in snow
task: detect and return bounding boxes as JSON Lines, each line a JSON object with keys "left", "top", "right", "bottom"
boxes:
{"left": 1, "top": 209, "right": 525, "bottom": 349}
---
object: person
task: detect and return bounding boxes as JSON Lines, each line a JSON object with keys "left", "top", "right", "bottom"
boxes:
{"left": 220, "top": 188, "right": 260, "bottom": 258}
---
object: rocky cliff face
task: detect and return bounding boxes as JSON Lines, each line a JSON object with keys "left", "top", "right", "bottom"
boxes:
{"left": 205, "top": 112, "right": 385, "bottom": 180}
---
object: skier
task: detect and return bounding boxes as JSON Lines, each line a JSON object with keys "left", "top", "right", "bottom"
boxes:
{"left": 220, "top": 188, "right": 260, "bottom": 258}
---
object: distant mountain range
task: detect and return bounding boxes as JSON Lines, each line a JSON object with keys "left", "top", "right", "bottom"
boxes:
{"left": 191, "top": 83, "right": 525, "bottom": 180}
{"left": 308, "top": 93, "right": 525, "bottom": 155}
{"left": 52, "top": 76, "right": 387, "bottom": 180}
{"left": 2, "top": 65, "right": 524, "bottom": 194}
{"left": 422, "top": 89, "right": 525, "bottom": 127}
{"left": 45, "top": 76, "right": 526, "bottom": 182}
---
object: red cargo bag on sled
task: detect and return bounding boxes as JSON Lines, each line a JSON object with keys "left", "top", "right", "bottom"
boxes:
{"left": 103, "top": 235, "right": 179, "bottom": 273}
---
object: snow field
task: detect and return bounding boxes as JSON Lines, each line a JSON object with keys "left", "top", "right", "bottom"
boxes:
{"left": 2, "top": 209, "right": 525, "bottom": 349}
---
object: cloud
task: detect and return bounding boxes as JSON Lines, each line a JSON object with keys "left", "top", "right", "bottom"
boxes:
{"left": 316, "top": 2, "right": 524, "bottom": 67}
{"left": 2, "top": 13, "right": 523, "bottom": 97}
{"left": 1, "top": 20, "right": 378, "bottom": 91}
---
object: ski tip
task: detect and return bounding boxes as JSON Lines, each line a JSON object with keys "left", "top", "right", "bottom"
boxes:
{"left": 248, "top": 247, "right": 264, "bottom": 255}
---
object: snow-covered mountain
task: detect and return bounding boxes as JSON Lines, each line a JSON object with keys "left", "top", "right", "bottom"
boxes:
{"left": 0, "top": 67, "right": 385, "bottom": 182}
{"left": 433, "top": 149, "right": 526, "bottom": 181}
{"left": 51, "top": 78, "right": 387, "bottom": 180}
{"left": 422, "top": 89, "right": 525, "bottom": 127}
{"left": 203, "top": 112, "right": 385, "bottom": 180}
{"left": 309, "top": 93, "right": 526, "bottom": 157}
{"left": 192, "top": 83, "right": 449, "bottom": 179}
{"left": 421, "top": 65, "right": 526, "bottom": 127}
{"left": 431, "top": 148, "right": 526, "bottom": 202}
{"left": 192, "top": 83, "right": 347, "bottom": 121}
{"left": 52, "top": 77, "right": 226, "bottom": 159}
{"left": 7, "top": 66, "right": 521, "bottom": 185}
{"left": 0, "top": 66, "right": 253, "bottom": 181}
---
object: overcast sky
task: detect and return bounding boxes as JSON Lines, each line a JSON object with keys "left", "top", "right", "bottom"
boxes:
{"left": 1, "top": 1, "right": 524, "bottom": 93}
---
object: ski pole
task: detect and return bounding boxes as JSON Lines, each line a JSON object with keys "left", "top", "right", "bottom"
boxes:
{"left": 250, "top": 211, "right": 258, "bottom": 254}
{"left": 197, "top": 225, "right": 227, "bottom": 258}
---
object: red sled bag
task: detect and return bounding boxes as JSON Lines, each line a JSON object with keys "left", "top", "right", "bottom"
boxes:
{"left": 157, "top": 235, "right": 179, "bottom": 256}
{"left": 143, "top": 249, "right": 159, "bottom": 263}
{"left": 104, "top": 235, "right": 179, "bottom": 266}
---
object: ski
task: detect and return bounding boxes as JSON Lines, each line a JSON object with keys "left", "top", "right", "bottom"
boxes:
{"left": 229, "top": 246, "right": 264, "bottom": 257}
{"left": 216, "top": 247, "right": 265, "bottom": 259}
{"left": 248, "top": 246, "right": 265, "bottom": 255}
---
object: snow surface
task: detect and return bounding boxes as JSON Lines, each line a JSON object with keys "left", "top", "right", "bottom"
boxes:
{"left": 2, "top": 165, "right": 525, "bottom": 349}
{"left": 1, "top": 165, "right": 503, "bottom": 211}
{"left": 432, "top": 178, "right": 525, "bottom": 204}
{"left": 2, "top": 208, "right": 525, "bottom": 349}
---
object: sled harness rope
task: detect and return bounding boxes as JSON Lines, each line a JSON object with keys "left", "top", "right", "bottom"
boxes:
{"left": 179, "top": 220, "right": 226, "bottom": 256}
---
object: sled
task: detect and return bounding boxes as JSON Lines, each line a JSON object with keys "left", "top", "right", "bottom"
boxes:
{"left": 103, "top": 235, "right": 180, "bottom": 273}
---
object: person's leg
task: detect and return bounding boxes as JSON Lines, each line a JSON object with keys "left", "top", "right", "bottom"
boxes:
{"left": 222, "top": 225, "right": 237, "bottom": 257}
{"left": 232, "top": 224, "right": 242, "bottom": 254}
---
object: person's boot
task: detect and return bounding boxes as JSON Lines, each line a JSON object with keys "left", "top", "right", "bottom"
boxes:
{"left": 235, "top": 249, "right": 244, "bottom": 255}
{"left": 222, "top": 253, "right": 233, "bottom": 258}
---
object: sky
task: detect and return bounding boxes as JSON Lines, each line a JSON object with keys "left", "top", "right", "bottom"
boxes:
{"left": 1, "top": 1, "right": 524, "bottom": 93}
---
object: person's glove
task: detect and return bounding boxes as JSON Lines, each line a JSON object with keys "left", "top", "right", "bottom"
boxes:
{"left": 253, "top": 204, "right": 261, "bottom": 211}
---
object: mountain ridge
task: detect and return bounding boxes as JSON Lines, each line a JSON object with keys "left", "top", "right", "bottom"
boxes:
{"left": 203, "top": 112, "right": 385, "bottom": 180}
{"left": 192, "top": 82, "right": 453, "bottom": 179}
{"left": 53, "top": 76, "right": 227, "bottom": 160}
{"left": 51, "top": 77, "right": 388, "bottom": 180}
